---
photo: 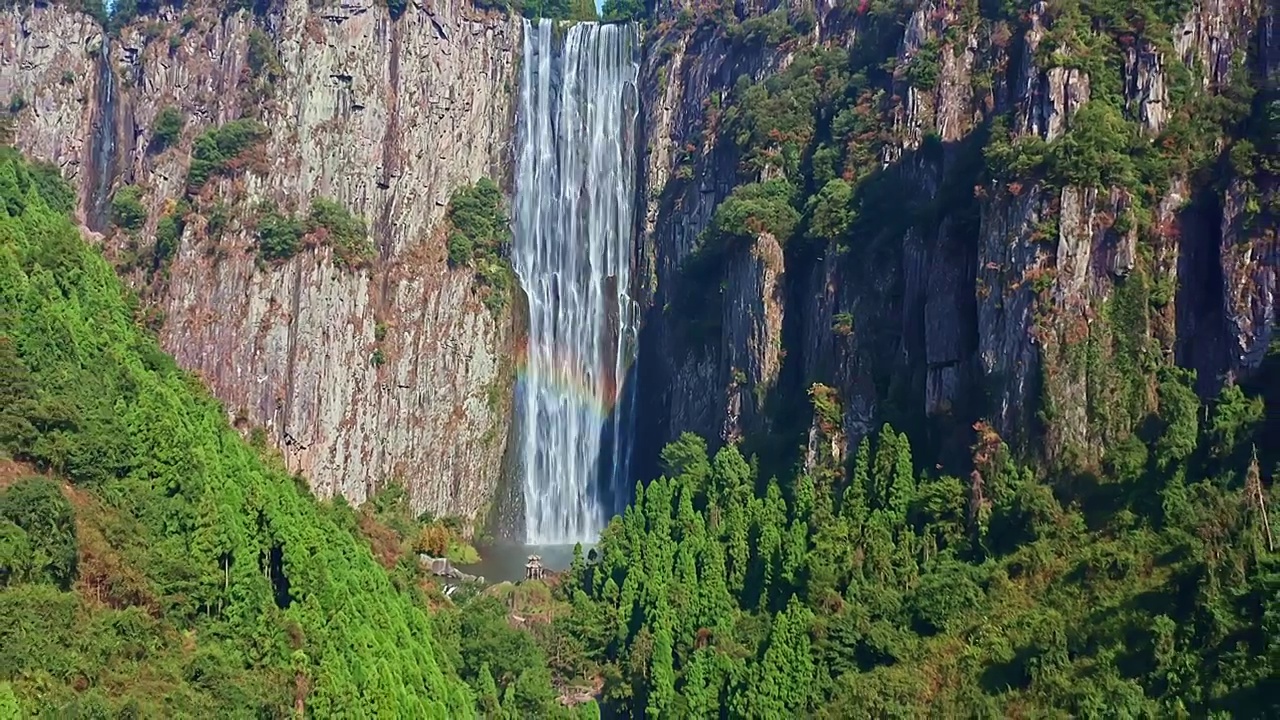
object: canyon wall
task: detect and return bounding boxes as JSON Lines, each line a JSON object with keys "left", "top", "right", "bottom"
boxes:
{"left": 1, "top": 0, "right": 522, "bottom": 525}
{"left": 2, "top": 0, "right": 1275, "bottom": 518}
{"left": 632, "top": 0, "right": 1277, "bottom": 476}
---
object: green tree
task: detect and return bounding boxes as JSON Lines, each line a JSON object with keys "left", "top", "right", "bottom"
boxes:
{"left": 569, "top": 542, "right": 586, "bottom": 593}
{"left": 109, "top": 185, "right": 147, "bottom": 230}
{"left": 0, "top": 477, "right": 76, "bottom": 589}
{"left": 600, "top": 0, "right": 643, "bottom": 21}
{"left": 149, "top": 106, "right": 185, "bottom": 153}
{"left": 752, "top": 596, "right": 815, "bottom": 715}
{"left": 660, "top": 432, "right": 711, "bottom": 493}
{"left": 476, "top": 662, "right": 501, "bottom": 718}
{"left": 647, "top": 623, "right": 676, "bottom": 718}
{"left": 841, "top": 438, "right": 871, "bottom": 531}
{"left": 806, "top": 179, "right": 855, "bottom": 241}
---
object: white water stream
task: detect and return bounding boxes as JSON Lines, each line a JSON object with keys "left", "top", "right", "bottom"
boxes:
{"left": 512, "top": 19, "right": 640, "bottom": 544}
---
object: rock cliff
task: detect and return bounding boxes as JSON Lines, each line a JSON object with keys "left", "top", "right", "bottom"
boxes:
{"left": 632, "top": 0, "right": 1277, "bottom": 477}
{"left": 2, "top": 0, "right": 1275, "bottom": 516}
{"left": 1, "top": 0, "right": 521, "bottom": 526}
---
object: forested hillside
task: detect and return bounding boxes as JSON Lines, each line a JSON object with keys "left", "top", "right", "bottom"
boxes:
{"left": 0, "top": 146, "right": 541, "bottom": 717}
{"left": 546, "top": 391, "right": 1278, "bottom": 715}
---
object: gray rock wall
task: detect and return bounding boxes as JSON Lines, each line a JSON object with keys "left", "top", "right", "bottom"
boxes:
{"left": 1, "top": 0, "right": 521, "bottom": 527}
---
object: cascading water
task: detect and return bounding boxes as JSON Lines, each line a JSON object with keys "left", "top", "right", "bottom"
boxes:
{"left": 86, "top": 45, "right": 118, "bottom": 232}
{"left": 513, "top": 19, "right": 640, "bottom": 545}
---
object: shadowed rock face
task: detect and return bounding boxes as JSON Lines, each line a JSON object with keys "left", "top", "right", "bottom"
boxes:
{"left": 1, "top": 0, "right": 522, "bottom": 527}
{"left": 631, "top": 0, "right": 1276, "bottom": 476}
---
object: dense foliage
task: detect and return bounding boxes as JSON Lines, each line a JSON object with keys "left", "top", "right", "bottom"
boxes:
{"left": 446, "top": 177, "right": 514, "bottom": 314}
{"left": 512, "top": 0, "right": 1275, "bottom": 715}
{"left": 109, "top": 185, "right": 147, "bottom": 231}
{"left": 253, "top": 198, "right": 373, "bottom": 269}
{"left": 148, "top": 106, "right": 185, "bottom": 154}
{"left": 3, "top": 0, "right": 1276, "bottom": 715}
{"left": 526, "top": 373, "right": 1278, "bottom": 715}
{"left": 661, "top": 0, "right": 1277, "bottom": 469}
{"left": 186, "top": 119, "right": 269, "bottom": 193}
{"left": 0, "top": 148, "right": 474, "bottom": 716}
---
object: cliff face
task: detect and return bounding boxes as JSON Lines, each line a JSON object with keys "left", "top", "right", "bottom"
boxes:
{"left": 634, "top": 0, "right": 1277, "bottom": 474}
{"left": 3, "top": 0, "right": 1274, "bottom": 517}
{"left": 2, "top": 0, "right": 521, "bottom": 525}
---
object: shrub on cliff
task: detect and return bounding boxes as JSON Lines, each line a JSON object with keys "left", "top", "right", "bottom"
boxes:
{"left": 307, "top": 198, "right": 373, "bottom": 269}
{"left": 806, "top": 178, "right": 856, "bottom": 242}
{"left": 712, "top": 179, "right": 800, "bottom": 242}
{"left": 251, "top": 198, "right": 373, "bottom": 269}
{"left": 246, "top": 28, "right": 283, "bottom": 81}
{"left": 447, "top": 177, "right": 507, "bottom": 256}
{"left": 109, "top": 185, "right": 147, "bottom": 230}
{"left": 727, "top": 9, "right": 801, "bottom": 46}
{"left": 446, "top": 177, "right": 513, "bottom": 313}
{"left": 148, "top": 106, "right": 184, "bottom": 153}
{"left": 1047, "top": 101, "right": 1138, "bottom": 189}
{"left": 255, "top": 206, "right": 304, "bottom": 262}
{"left": 905, "top": 38, "right": 942, "bottom": 90}
{"left": 153, "top": 210, "right": 183, "bottom": 270}
{"left": 186, "top": 119, "right": 268, "bottom": 193}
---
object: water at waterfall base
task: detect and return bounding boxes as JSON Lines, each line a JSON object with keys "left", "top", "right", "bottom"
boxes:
{"left": 456, "top": 544, "right": 590, "bottom": 584}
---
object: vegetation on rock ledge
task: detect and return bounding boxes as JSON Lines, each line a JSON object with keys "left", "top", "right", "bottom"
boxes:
{"left": 186, "top": 119, "right": 268, "bottom": 193}
{"left": 254, "top": 198, "right": 373, "bottom": 269}
{"left": 446, "top": 177, "right": 513, "bottom": 315}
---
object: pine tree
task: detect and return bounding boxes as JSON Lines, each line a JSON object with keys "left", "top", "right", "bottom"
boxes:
{"left": 756, "top": 520, "right": 783, "bottom": 610}
{"left": 889, "top": 431, "right": 916, "bottom": 524}
{"left": 476, "top": 662, "right": 501, "bottom": 718}
{"left": 681, "top": 648, "right": 721, "bottom": 717}
{"left": 871, "top": 425, "right": 899, "bottom": 512}
{"left": 712, "top": 445, "right": 754, "bottom": 510}
{"left": 697, "top": 539, "right": 736, "bottom": 634}
{"left": 647, "top": 623, "right": 677, "bottom": 719}
{"left": 842, "top": 438, "right": 871, "bottom": 532}
{"left": 660, "top": 432, "right": 712, "bottom": 493}
{"left": 676, "top": 481, "right": 702, "bottom": 543}
{"left": 793, "top": 472, "right": 815, "bottom": 523}
{"left": 570, "top": 542, "right": 587, "bottom": 592}
{"left": 616, "top": 572, "right": 640, "bottom": 646}
{"left": 668, "top": 512, "right": 703, "bottom": 644}
{"left": 862, "top": 511, "right": 896, "bottom": 584}
{"left": 782, "top": 516, "right": 809, "bottom": 591}
{"left": 753, "top": 596, "right": 815, "bottom": 716}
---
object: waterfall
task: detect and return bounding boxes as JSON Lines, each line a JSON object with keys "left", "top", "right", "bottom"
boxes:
{"left": 86, "top": 45, "right": 118, "bottom": 232}
{"left": 513, "top": 19, "right": 640, "bottom": 545}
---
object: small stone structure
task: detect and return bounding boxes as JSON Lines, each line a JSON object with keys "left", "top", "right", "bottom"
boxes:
{"left": 525, "top": 554, "right": 545, "bottom": 581}
{"left": 419, "top": 554, "right": 483, "bottom": 584}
